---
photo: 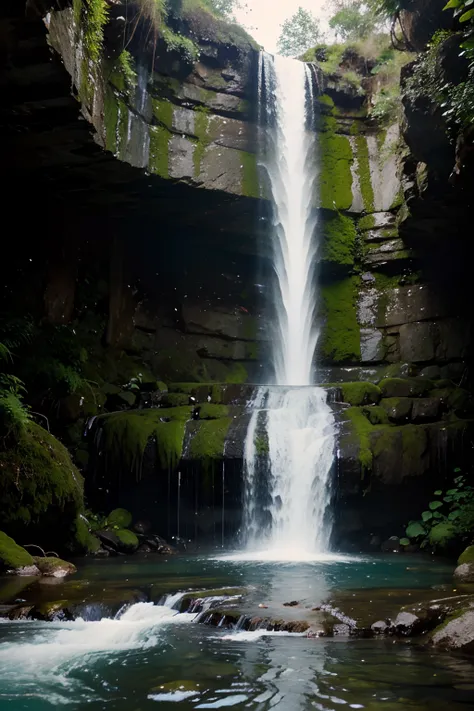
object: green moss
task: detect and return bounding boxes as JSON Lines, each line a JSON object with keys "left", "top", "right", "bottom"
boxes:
{"left": 161, "top": 392, "right": 191, "bottom": 407}
{"left": 161, "top": 25, "right": 199, "bottom": 63}
{"left": 458, "top": 546, "right": 474, "bottom": 566}
{"left": 115, "top": 528, "right": 139, "bottom": 551}
{"left": 320, "top": 278, "right": 361, "bottom": 362}
{"left": 241, "top": 151, "right": 260, "bottom": 199}
{"left": 345, "top": 407, "right": 373, "bottom": 474}
{"left": 340, "top": 382, "right": 381, "bottom": 406}
{"left": 358, "top": 214, "right": 376, "bottom": 231}
{"left": 148, "top": 125, "right": 171, "bottom": 178}
{"left": 255, "top": 433, "right": 269, "bottom": 455}
{"left": 361, "top": 405, "right": 390, "bottom": 425}
{"left": 354, "top": 135, "right": 374, "bottom": 213}
{"left": 81, "top": 0, "right": 109, "bottom": 63}
{"left": 0, "top": 531, "right": 34, "bottom": 570}
{"left": 225, "top": 363, "right": 248, "bottom": 384}
{"left": 193, "top": 109, "right": 210, "bottom": 177}
{"left": 197, "top": 404, "right": 229, "bottom": 419}
{"left": 98, "top": 407, "right": 190, "bottom": 477}
{"left": 319, "top": 130, "right": 353, "bottom": 211}
{"left": 0, "top": 422, "right": 84, "bottom": 539}
{"left": 188, "top": 417, "right": 232, "bottom": 461}
{"left": 318, "top": 94, "right": 335, "bottom": 109}
{"left": 107, "top": 508, "right": 132, "bottom": 528}
{"left": 72, "top": 516, "right": 100, "bottom": 554}
{"left": 152, "top": 99, "right": 174, "bottom": 130}
{"left": 321, "top": 212, "right": 357, "bottom": 268}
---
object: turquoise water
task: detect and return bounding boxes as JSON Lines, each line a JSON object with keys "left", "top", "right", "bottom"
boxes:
{"left": 0, "top": 554, "right": 473, "bottom": 710}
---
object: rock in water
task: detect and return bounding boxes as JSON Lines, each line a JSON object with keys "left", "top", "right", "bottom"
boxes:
{"left": 107, "top": 508, "right": 133, "bottom": 529}
{"left": 33, "top": 557, "right": 76, "bottom": 578}
{"left": 454, "top": 546, "right": 474, "bottom": 584}
{"left": 431, "top": 610, "right": 474, "bottom": 654}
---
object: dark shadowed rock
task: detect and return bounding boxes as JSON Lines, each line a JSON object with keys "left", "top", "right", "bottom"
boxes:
{"left": 371, "top": 620, "right": 389, "bottom": 635}
{"left": 392, "top": 611, "right": 423, "bottom": 636}
{"left": 381, "top": 536, "right": 401, "bottom": 553}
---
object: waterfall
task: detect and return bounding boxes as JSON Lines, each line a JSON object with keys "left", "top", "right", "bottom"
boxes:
{"left": 242, "top": 53, "right": 335, "bottom": 559}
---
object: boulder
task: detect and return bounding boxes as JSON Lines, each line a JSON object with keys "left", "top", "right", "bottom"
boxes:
{"left": 431, "top": 610, "right": 474, "bottom": 654}
{"left": 33, "top": 557, "right": 77, "bottom": 578}
{"left": 380, "top": 397, "right": 413, "bottom": 423}
{"left": 411, "top": 398, "right": 440, "bottom": 423}
{"left": 0, "top": 532, "right": 39, "bottom": 575}
{"left": 453, "top": 563, "right": 474, "bottom": 584}
{"left": 379, "top": 377, "right": 430, "bottom": 398}
{"left": 97, "top": 528, "right": 139, "bottom": 553}
{"left": 391, "top": 611, "right": 422, "bottom": 636}
{"left": 454, "top": 547, "right": 474, "bottom": 583}
{"left": 107, "top": 508, "right": 133, "bottom": 529}
{"left": 371, "top": 620, "right": 389, "bottom": 635}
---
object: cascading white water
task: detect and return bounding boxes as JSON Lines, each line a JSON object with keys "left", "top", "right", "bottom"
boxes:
{"left": 242, "top": 53, "right": 335, "bottom": 559}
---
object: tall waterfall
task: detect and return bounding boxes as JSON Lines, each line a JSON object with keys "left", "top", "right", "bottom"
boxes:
{"left": 242, "top": 53, "right": 335, "bottom": 559}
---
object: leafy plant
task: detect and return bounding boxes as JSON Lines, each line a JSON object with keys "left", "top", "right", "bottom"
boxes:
{"left": 403, "top": 470, "right": 474, "bottom": 549}
{"left": 277, "top": 6, "right": 324, "bottom": 57}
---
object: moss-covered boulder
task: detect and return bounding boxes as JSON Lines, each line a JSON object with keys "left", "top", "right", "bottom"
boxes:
{"left": 458, "top": 546, "right": 474, "bottom": 566}
{"left": 33, "top": 557, "right": 77, "bottom": 578}
{"left": 431, "top": 610, "right": 474, "bottom": 654}
{"left": 114, "top": 529, "right": 139, "bottom": 553}
{"left": 0, "top": 422, "right": 84, "bottom": 547}
{"left": 0, "top": 531, "right": 37, "bottom": 574}
{"left": 339, "top": 382, "right": 381, "bottom": 406}
{"left": 379, "top": 377, "right": 431, "bottom": 398}
{"left": 454, "top": 546, "right": 474, "bottom": 584}
{"left": 72, "top": 516, "right": 101, "bottom": 555}
{"left": 107, "top": 508, "right": 132, "bottom": 529}
{"left": 380, "top": 397, "right": 413, "bottom": 423}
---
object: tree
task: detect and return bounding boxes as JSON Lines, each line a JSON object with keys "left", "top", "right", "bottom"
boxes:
{"left": 277, "top": 7, "right": 323, "bottom": 57}
{"left": 201, "top": 0, "right": 242, "bottom": 20}
{"left": 329, "top": 2, "right": 380, "bottom": 40}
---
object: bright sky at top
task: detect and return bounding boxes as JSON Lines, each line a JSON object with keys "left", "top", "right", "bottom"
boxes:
{"left": 234, "top": 0, "right": 332, "bottom": 54}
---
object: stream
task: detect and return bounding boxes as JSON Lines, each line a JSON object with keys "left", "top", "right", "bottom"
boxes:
{"left": 1, "top": 554, "right": 473, "bottom": 710}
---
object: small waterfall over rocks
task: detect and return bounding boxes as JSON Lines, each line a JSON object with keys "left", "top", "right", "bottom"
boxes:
{"left": 242, "top": 53, "right": 335, "bottom": 559}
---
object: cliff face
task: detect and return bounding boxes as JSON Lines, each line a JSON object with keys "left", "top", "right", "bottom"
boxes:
{"left": 2, "top": 0, "right": 473, "bottom": 546}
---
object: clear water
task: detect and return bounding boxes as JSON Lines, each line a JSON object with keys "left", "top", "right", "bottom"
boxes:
{"left": 1, "top": 554, "right": 472, "bottom": 710}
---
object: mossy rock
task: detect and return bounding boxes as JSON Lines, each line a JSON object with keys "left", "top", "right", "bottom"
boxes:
{"left": 340, "top": 382, "right": 381, "bottom": 406}
{"left": 320, "top": 278, "right": 361, "bottom": 363}
{"left": 187, "top": 417, "right": 232, "bottom": 463}
{"left": 379, "top": 378, "right": 431, "bottom": 399}
{"left": 115, "top": 528, "right": 139, "bottom": 552}
{"left": 458, "top": 546, "right": 474, "bottom": 566}
{"left": 380, "top": 397, "right": 413, "bottom": 423}
{"left": 73, "top": 516, "right": 101, "bottom": 555}
{"left": 361, "top": 405, "right": 390, "bottom": 425}
{"left": 320, "top": 211, "right": 357, "bottom": 271}
{"left": 0, "top": 531, "right": 34, "bottom": 572}
{"left": 107, "top": 508, "right": 132, "bottom": 529}
{"left": 33, "top": 556, "right": 77, "bottom": 578}
{"left": 0, "top": 423, "right": 84, "bottom": 547}
{"left": 95, "top": 407, "right": 190, "bottom": 482}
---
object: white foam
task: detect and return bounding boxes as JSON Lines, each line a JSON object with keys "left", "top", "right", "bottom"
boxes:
{"left": 0, "top": 603, "right": 194, "bottom": 683}
{"left": 217, "top": 550, "right": 362, "bottom": 564}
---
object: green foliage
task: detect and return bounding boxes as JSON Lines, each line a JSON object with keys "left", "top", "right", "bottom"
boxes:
{"left": 161, "top": 25, "right": 199, "bottom": 62}
{"left": 199, "top": 0, "right": 241, "bottom": 19}
{"left": 405, "top": 26, "right": 474, "bottom": 131}
{"left": 329, "top": 1, "right": 384, "bottom": 41}
{"left": 277, "top": 7, "right": 323, "bottom": 57}
{"left": 81, "top": 0, "right": 109, "bottom": 63}
{"left": 405, "top": 471, "right": 474, "bottom": 549}
{"left": 0, "top": 319, "right": 33, "bottom": 437}
{"left": 116, "top": 51, "right": 136, "bottom": 87}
